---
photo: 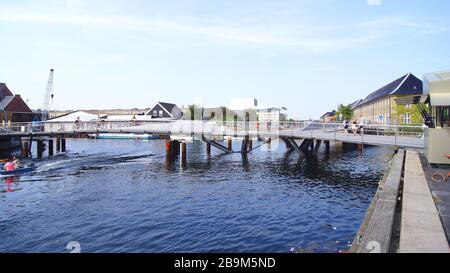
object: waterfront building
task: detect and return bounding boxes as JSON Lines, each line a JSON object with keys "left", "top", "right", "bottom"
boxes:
{"left": 146, "top": 102, "right": 183, "bottom": 119}
{"left": 256, "top": 106, "right": 287, "bottom": 123}
{"left": 423, "top": 70, "right": 450, "bottom": 164}
{"left": 320, "top": 110, "right": 336, "bottom": 123}
{"left": 352, "top": 73, "right": 423, "bottom": 125}
{"left": 0, "top": 83, "right": 34, "bottom": 123}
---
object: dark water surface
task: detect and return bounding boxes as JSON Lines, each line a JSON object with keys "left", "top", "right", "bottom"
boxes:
{"left": 0, "top": 138, "right": 393, "bottom": 253}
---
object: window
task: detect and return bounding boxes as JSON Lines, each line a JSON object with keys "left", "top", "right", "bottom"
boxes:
{"left": 159, "top": 110, "right": 163, "bottom": 117}
{"left": 403, "top": 113, "right": 411, "bottom": 124}
{"left": 153, "top": 110, "right": 157, "bottom": 116}
{"left": 405, "top": 104, "right": 412, "bottom": 109}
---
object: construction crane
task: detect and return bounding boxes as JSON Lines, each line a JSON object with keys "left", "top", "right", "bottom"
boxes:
{"left": 41, "top": 69, "right": 54, "bottom": 121}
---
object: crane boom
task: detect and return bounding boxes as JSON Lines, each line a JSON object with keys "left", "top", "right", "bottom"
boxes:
{"left": 42, "top": 69, "right": 54, "bottom": 121}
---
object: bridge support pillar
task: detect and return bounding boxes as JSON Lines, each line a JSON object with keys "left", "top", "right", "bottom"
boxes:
{"left": 61, "top": 138, "right": 66, "bottom": 152}
{"left": 206, "top": 142, "right": 211, "bottom": 155}
{"left": 21, "top": 138, "right": 29, "bottom": 158}
{"left": 309, "top": 140, "right": 314, "bottom": 151}
{"left": 325, "top": 140, "right": 330, "bottom": 153}
{"left": 180, "top": 142, "right": 187, "bottom": 165}
{"left": 37, "top": 140, "right": 44, "bottom": 158}
{"left": 48, "top": 139, "right": 54, "bottom": 156}
{"left": 56, "top": 137, "right": 61, "bottom": 152}
{"left": 313, "top": 140, "right": 322, "bottom": 154}
{"left": 241, "top": 135, "right": 249, "bottom": 154}
{"left": 357, "top": 143, "right": 363, "bottom": 151}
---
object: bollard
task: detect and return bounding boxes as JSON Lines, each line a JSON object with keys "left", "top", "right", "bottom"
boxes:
{"left": 48, "top": 139, "right": 54, "bottom": 156}
{"left": 227, "top": 137, "right": 232, "bottom": 151}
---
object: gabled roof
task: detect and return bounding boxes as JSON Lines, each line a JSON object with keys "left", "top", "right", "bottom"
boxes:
{"left": 360, "top": 73, "right": 423, "bottom": 106}
{"left": 146, "top": 102, "right": 180, "bottom": 117}
{"left": 0, "top": 83, "right": 14, "bottom": 101}
{"left": 320, "top": 110, "right": 336, "bottom": 119}
{"left": 351, "top": 99, "right": 363, "bottom": 110}
{"left": 0, "top": 95, "right": 33, "bottom": 112}
{"left": 0, "top": 96, "right": 15, "bottom": 110}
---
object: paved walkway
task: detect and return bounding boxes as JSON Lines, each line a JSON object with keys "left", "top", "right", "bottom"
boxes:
{"left": 399, "top": 151, "right": 449, "bottom": 253}
{"left": 420, "top": 153, "right": 450, "bottom": 244}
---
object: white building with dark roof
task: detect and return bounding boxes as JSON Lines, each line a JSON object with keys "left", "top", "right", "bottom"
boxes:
{"left": 352, "top": 73, "right": 423, "bottom": 125}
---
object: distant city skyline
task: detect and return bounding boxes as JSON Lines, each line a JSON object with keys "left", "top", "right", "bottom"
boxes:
{"left": 1, "top": 0, "right": 449, "bottom": 119}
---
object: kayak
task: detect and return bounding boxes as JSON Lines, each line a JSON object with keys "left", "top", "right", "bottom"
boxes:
{"left": 0, "top": 167, "right": 36, "bottom": 176}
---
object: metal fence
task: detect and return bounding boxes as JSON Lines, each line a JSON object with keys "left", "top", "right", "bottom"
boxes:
{"left": 0, "top": 120, "right": 425, "bottom": 147}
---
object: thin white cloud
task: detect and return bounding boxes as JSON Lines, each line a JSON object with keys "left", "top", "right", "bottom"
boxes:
{"left": 0, "top": 11, "right": 445, "bottom": 53}
{"left": 359, "top": 17, "right": 449, "bottom": 34}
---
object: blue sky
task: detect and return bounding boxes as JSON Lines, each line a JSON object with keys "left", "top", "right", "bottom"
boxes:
{"left": 0, "top": 0, "right": 449, "bottom": 119}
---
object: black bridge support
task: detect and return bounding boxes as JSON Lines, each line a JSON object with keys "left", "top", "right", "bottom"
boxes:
{"left": 202, "top": 135, "right": 233, "bottom": 154}
{"left": 281, "top": 137, "right": 321, "bottom": 156}
{"left": 241, "top": 135, "right": 250, "bottom": 154}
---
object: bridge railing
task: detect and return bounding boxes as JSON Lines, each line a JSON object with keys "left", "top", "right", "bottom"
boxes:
{"left": 0, "top": 120, "right": 425, "bottom": 146}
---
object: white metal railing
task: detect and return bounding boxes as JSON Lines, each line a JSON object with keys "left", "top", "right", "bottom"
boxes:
{"left": 0, "top": 120, "right": 426, "bottom": 147}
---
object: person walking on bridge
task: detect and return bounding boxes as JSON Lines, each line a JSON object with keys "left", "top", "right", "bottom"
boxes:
{"left": 342, "top": 120, "right": 349, "bottom": 135}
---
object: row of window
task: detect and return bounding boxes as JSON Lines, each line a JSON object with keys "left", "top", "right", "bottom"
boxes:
{"left": 153, "top": 110, "right": 164, "bottom": 117}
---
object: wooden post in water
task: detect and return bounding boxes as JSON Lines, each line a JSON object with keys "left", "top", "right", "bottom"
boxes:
{"left": 165, "top": 140, "right": 172, "bottom": 168}
{"left": 21, "top": 138, "right": 29, "bottom": 158}
{"left": 48, "top": 139, "right": 54, "bottom": 156}
{"left": 227, "top": 137, "right": 232, "bottom": 151}
{"left": 357, "top": 143, "right": 363, "bottom": 151}
{"left": 325, "top": 140, "right": 330, "bottom": 153}
{"left": 37, "top": 140, "right": 43, "bottom": 158}
{"left": 61, "top": 138, "right": 66, "bottom": 152}
{"left": 180, "top": 142, "right": 187, "bottom": 165}
{"left": 56, "top": 137, "right": 61, "bottom": 152}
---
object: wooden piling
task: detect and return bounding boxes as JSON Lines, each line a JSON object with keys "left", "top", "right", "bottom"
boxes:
{"left": 48, "top": 139, "right": 54, "bottom": 156}
{"left": 61, "top": 138, "right": 66, "bottom": 152}
{"left": 37, "top": 140, "right": 43, "bottom": 158}
{"left": 21, "top": 139, "right": 29, "bottom": 158}
{"left": 227, "top": 137, "right": 232, "bottom": 151}
{"left": 56, "top": 137, "right": 61, "bottom": 152}
{"left": 325, "top": 140, "right": 330, "bottom": 153}
{"left": 181, "top": 142, "right": 187, "bottom": 165}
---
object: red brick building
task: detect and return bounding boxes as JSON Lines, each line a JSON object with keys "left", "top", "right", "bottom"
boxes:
{"left": 0, "top": 83, "right": 34, "bottom": 122}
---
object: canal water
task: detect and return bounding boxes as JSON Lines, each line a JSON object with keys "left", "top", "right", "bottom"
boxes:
{"left": 0, "top": 138, "right": 394, "bottom": 253}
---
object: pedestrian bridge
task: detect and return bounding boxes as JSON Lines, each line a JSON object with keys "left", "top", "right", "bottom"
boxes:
{"left": 0, "top": 120, "right": 425, "bottom": 150}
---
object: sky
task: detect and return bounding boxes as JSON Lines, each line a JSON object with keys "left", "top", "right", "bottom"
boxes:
{"left": 0, "top": 0, "right": 449, "bottom": 119}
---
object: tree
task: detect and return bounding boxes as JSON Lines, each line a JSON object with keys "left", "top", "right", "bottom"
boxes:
{"left": 395, "top": 104, "right": 423, "bottom": 125}
{"left": 336, "top": 104, "right": 353, "bottom": 121}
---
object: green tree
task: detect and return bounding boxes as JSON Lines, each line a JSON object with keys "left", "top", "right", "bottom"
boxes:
{"left": 336, "top": 104, "right": 353, "bottom": 121}
{"left": 395, "top": 104, "right": 423, "bottom": 125}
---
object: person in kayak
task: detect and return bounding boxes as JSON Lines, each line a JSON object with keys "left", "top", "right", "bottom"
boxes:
{"left": 12, "top": 156, "right": 20, "bottom": 169}
{"left": 4, "top": 158, "right": 15, "bottom": 171}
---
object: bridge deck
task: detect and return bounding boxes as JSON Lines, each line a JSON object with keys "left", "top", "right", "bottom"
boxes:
{"left": 0, "top": 121, "right": 425, "bottom": 149}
